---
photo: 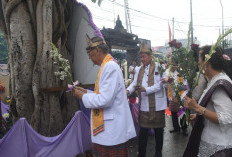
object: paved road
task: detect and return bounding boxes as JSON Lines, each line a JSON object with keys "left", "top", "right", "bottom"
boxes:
{"left": 129, "top": 115, "right": 192, "bottom": 157}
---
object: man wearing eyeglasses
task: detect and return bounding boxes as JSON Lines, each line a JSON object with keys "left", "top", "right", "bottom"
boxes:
{"left": 73, "top": 35, "right": 136, "bottom": 157}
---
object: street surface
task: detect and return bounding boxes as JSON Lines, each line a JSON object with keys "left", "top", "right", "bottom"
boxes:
{"left": 129, "top": 115, "right": 192, "bottom": 157}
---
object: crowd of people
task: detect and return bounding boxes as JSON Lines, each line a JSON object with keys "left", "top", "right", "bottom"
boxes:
{"left": 73, "top": 35, "right": 232, "bottom": 157}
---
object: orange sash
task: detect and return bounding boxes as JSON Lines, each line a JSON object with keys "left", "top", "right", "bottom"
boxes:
{"left": 92, "top": 54, "right": 114, "bottom": 136}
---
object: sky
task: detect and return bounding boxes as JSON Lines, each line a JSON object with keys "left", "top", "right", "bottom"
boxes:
{"left": 77, "top": 0, "right": 232, "bottom": 47}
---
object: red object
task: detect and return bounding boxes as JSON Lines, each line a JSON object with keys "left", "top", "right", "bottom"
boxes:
{"left": 168, "top": 39, "right": 177, "bottom": 47}
{"left": 165, "top": 107, "right": 172, "bottom": 116}
{"left": 92, "top": 143, "right": 128, "bottom": 157}
{"left": 155, "top": 72, "right": 159, "bottom": 75}
{"left": 129, "top": 97, "right": 136, "bottom": 104}
{"left": 190, "top": 43, "right": 199, "bottom": 51}
{"left": 167, "top": 78, "right": 174, "bottom": 83}
{"left": 160, "top": 61, "right": 164, "bottom": 64}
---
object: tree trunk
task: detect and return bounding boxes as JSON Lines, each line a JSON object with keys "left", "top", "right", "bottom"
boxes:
{"left": 0, "top": 0, "right": 79, "bottom": 136}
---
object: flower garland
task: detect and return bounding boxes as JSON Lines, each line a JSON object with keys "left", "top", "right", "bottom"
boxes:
{"left": 73, "top": 0, "right": 103, "bottom": 38}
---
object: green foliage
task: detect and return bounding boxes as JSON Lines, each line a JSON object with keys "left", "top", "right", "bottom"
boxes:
{"left": 0, "top": 31, "right": 8, "bottom": 64}
{"left": 91, "top": 0, "right": 103, "bottom": 6}
{"left": 172, "top": 47, "right": 198, "bottom": 96}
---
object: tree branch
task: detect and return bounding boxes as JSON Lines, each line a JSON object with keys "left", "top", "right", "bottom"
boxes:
{"left": 0, "top": 2, "right": 7, "bottom": 39}
{"left": 52, "top": 0, "right": 64, "bottom": 44}
{"left": 5, "top": 0, "right": 23, "bottom": 37}
{"left": 25, "top": 0, "right": 38, "bottom": 36}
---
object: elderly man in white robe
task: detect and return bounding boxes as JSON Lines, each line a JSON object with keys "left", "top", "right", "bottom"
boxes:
{"left": 126, "top": 43, "right": 167, "bottom": 157}
{"left": 73, "top": 35, "right": 136, "bottom": 157}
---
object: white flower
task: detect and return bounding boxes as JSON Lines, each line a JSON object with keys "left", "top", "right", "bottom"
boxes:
{"left": 205, "top": 54, "right": 211, "bottom": 61}
{"left": 60, "top": 75, "right": 65, "bottom": 80}
{"left": 3, "top": 113, "right": 9, "bottom": 119}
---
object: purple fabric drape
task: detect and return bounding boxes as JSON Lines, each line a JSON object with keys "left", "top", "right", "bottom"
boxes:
{"left": 79, "top": 88, "right": 94, "bottom": 120}
{"left": 129, "top": 103, "right": 140, "bottom": 137}
{"left": 79, "top": 100, "right": 91, "bottom": 120}
{"left": 0, "top": 111, "right": 91, "bottom": 157}
{"left": 1, "top": 101, "right": 9, "bottom": 116}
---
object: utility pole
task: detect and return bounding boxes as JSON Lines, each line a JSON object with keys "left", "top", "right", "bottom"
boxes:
{"left": 219, "top": 0, "right": 224, "bottom": 48}
{"left": 113, "top": 1, "right": 116, "bottom": 26}
{"left": 124, "top": 0, "right": 132, "bottom": 33}
{"left": 190, "top": 0, "right": 194, "bottom": 44}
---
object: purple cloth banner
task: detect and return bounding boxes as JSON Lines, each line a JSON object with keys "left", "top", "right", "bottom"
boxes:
{"left": 0, "top": 111, "right": 91, "bottom": 157}
{"left": 1, "top": 101, "right": 9, "bottom": 116}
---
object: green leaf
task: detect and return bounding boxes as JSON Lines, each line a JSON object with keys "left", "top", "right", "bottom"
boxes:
{"left": 98, "top": 0, "right": 103, "bottom": 6}
{"left": 91, "top": 0, "right": 97, "bottom": 3}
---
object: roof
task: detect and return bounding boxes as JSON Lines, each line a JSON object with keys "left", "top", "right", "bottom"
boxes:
{"left": 0, "top": 64, "right": 9, "bottom": 76}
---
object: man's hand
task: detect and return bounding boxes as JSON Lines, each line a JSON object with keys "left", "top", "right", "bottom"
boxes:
{"left": 72, "top": 88, "right": 85, "bottom": 99}
{"left": 190, "top": 114, "right": 197, "bottom": 121}
{"left": 74, "top": 87, "right": 87, "bottom": 93}
{"left": 126, "top": 90, "right": 129, "bottom": 95}
{"left": 161, "top": 78, "right": 168, "bottom": 83}
{"left": 140, "top": 87, "right": 146, "bottom": 92}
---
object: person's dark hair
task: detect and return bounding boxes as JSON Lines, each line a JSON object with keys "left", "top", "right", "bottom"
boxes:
{"left": 200, "top": 45, "right": 232, "bottom": 79}
{"left": 91, "top": 37, "right": 109, "bottom": 54}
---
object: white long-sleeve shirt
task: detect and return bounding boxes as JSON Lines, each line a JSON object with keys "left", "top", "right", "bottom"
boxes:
{"left": 198, "top": 72, "right": 232, "bottom": 146}
{"left": 82, "top": 61, "right": 136, "bottom": 146}
{"left": 127, "top": 62, "right": 167, "bottom": 111}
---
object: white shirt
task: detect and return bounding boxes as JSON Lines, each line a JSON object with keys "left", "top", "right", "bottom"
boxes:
{"left": 198, "top": 72, "right": 232, "bottom": 146}
{"left": 82, "top": 61, "right": 136, "bottom": 146}
{"left": 127, "top": 62, "right": 167, "bottom": 111}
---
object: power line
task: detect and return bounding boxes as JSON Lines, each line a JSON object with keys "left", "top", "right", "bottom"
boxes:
{"left": 87, "top": 0, "right": 232, "bottom": 29}
{"left": 94, "top": 16, "right": 168, "bottom": 32}
{"left": 105, "top": 0, "right": 232, "bottom": 28}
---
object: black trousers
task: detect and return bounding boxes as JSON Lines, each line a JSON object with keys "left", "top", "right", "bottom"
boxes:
{"left": 138, "top": 127, "right": 163, "bottom": 157}
{"left": 171, "top": 111, "right": 187, "bottom": 131}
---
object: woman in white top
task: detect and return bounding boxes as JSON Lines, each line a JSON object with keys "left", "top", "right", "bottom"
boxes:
{"left": 183, "top": 46, "right": 232, "bottom": 157}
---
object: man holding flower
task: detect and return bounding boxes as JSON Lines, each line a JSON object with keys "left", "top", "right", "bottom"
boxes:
{"left": 127, "top": 43, "right": 167, "bottom": 157}
{"left": 73, "top": 35, "right": 136, "bottom": 157}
